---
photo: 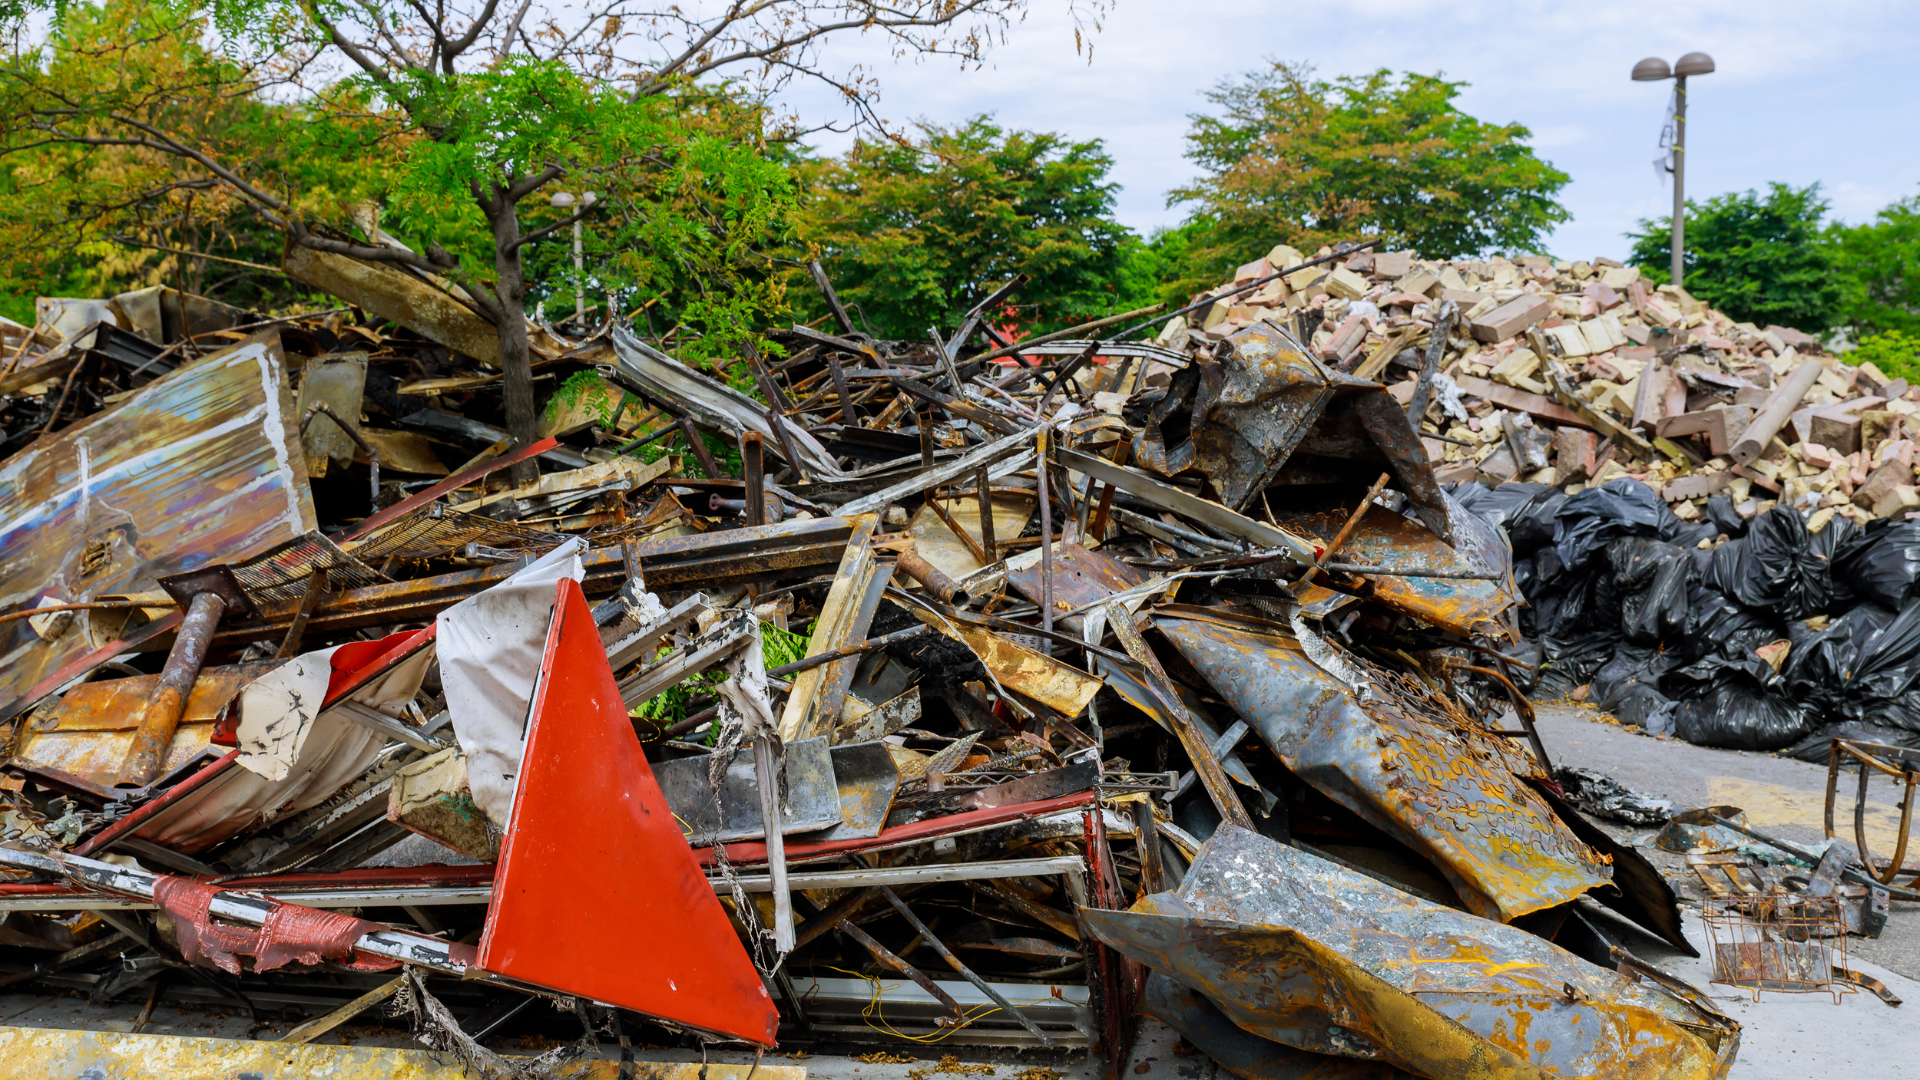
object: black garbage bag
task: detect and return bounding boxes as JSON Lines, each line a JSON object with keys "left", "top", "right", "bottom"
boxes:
{"left": 1512, "top": 554, "right": 1538, "bottom": 598}
{"left": 1780, "top": 721, "right": 1920, "bottom": 764}
{"left": 1608, "top": 537, "right": 1692, "bottom": 644}
{"left": 1668, "top": 519, "right": 1721, "bottom": 548}
{"left": 1781, "top": 603, "right": 1899, "bottom": 720}
{"left": 1548, "top": 479, "right": 1680, "bottom": 583}
{"left": 1590, "top": 642, "right": 1680, "bottom": 734}
{"left": 1508, "top": 488, "right": 1570, "bottom": 556}
{"left": 1677, "top": 580, "right": 1785, "bottom": 665}
{"left": 1664, "top": 650, "right": 1813, "bottom": 751}
{"left": 1504, "top": 637, "right": 1543, "bottom": 694}
{"left": 1535, "top": 629, "right": 1621, "bottom": 700}
{"left": 1841, "top": 601, "right": 1920, "bottom": 733}
{"left": 1833, "top": 519, "right": 1920, "bottom": 611}
{"left": 1702, "top": 506, "right": 1832, "bottom": 619}
{"left": 1705, "top": 494, "right": 1750, "bottom": 539}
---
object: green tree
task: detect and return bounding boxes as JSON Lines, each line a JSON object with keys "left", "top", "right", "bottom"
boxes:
{"left": 1829, "top": 190, "right": 1920, "bottom": 339}
{"left": 794, "top": 116, "right": 1133, "bottom": 339}
{"left": 1628, "top": 182, "right": 1842, "bottom": 333}
{"left": 1169, "top": 62, "right": 1570, "bottom": 293}
{"left": 1, "top": 0, "right": 1080, "bottom": 475}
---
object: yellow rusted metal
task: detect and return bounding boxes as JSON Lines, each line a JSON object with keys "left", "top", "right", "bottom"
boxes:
{"left": 0, "top": 1024, "right": 809, "bottom": 1079}
{"left": 9, "top": 661, "right": 278, "bottom": 795}
{"left": 1153, "top": 609, "right": 1608, "bottom": 922}
{"left": 1084, "top": 827, "right": 1739, "bottom": 1080}
{"left": 1272, "top": 493, "right": 1519, "bottom": 640}
{"left": 931, "top": 618, "right": 1103, "bottom": 717}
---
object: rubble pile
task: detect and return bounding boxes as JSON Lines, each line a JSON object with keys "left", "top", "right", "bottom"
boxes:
{"left": 1172, "top": 245, "right": 1920, "bottom": 757}
{"left": 0, "top": 246, "right": 1753, "bottom": 1078}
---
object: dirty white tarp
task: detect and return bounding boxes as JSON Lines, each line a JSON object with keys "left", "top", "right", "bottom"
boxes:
{"left": 436, "top": 538, "right": 586, "bottom": 825}
{"left": 234, "top": 642, "right": 433, "bottom": 782}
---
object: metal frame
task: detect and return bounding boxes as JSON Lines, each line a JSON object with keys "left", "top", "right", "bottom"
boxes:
{"left": 1824, "top": 738, "right": 1919, "bottom": 888}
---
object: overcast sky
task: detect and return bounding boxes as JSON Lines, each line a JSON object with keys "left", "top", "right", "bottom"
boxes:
{"left": 772, "top": 0, "right": 1919, "bottom": 260}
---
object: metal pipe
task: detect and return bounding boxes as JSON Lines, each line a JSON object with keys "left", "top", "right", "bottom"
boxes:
{"left": 753, "top": 736, "right": 795, "bottom": 954}
{"left": 766, "top": 624, "right": 931, "bottom": 679}
{"left": 118, "top": 590, "right": 227, "bottom": 788}
{"left": 1671, "top": 74, "right": 1687, "bottom": 287}
{"left": 895, "top": 548, "right": 972, "bottom": 607}
{"left": 1037, "top": 426, "right": 1054, "bottom": 649}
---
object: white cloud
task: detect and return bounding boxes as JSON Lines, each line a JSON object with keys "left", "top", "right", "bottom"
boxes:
{"left": 766, "top": 0, "right": 1920, "bottom": 257}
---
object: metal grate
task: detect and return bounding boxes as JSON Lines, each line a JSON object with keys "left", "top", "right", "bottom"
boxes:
{"left": 230, "top": 531, "right": 388, "bottom": 608}
{"left": 346, "top": 502, "right": 567, "bottom": 564}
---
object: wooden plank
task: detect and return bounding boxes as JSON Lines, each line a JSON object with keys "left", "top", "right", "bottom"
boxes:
{"left": 777, "top": 514, "right": 881, "bottom": 742}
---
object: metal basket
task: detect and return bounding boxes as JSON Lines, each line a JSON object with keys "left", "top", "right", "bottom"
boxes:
{"left": 1702, "top": 891, "right": 1855, "bottom": 1003}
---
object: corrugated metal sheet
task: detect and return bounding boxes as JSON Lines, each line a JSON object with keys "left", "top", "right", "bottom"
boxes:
{"left": 0, "top": 331, "right": 316, "bottom": 714}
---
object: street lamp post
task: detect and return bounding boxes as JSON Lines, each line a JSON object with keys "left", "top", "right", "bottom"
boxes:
{"left": 1633, "top": 52, "right": 1715, "bottom": 288}
{"left": 547, "top": 190, "right": 598, "bottom": 321}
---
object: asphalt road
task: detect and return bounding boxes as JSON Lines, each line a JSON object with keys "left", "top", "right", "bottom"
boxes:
{"left": 1532, "top": 702, "right": 1920, "bottom": 980}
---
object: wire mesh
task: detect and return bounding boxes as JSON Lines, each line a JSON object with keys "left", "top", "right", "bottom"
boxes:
{"left": 346, "top": 502, "right": 568, "bottom": 565}
{"left": 229, "top": 531, "right": 387, "bottom": 608}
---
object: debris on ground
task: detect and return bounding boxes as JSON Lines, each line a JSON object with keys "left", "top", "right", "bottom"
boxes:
{"left": 0, "top": 243, "right": 1810, "bottom": 1079}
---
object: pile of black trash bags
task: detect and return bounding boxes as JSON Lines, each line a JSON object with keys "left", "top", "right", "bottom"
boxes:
{"left": 1458, "top": 479, "right": 1920, "bottom": 759}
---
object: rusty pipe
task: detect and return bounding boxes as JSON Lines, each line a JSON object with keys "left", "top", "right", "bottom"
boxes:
{"left": 117, "top": 590, "right": 227, "bottom": 788}
{"left": 895, "top": 547, "right": 973, "bottom": 606}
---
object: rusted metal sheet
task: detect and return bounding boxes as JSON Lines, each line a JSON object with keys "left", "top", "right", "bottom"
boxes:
{"left": 932, "top": 617, "right": 1103, "bottom": 717}
{"left": 1137, "top": 322, "right": 1333, "bottom": 510}
{"left": 10, "top": 661, "right": 279, "bottom": 796}
{"left": 0, "top": 331, "right": 316, "bottom": 718}
{"left": 1004, "top": 541, "right": 1145, "bottom": 632}
{"left": 282, "top": 245, "right": 503, "bottom": 366}
{"left": 0, "top": 1024, "right": 805, "bottom": 1080}
{"left": 1084, "top": 826, "right": 1740, "bottom": 1080}
{"left": 1154, "top": 611, "right": 1611, "bottom": 922}
{"left": 1271, "top": 491, "right": 1518, "bottom": 638}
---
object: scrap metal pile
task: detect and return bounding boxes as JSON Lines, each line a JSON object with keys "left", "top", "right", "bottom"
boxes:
{"left": 0, "top": 247, "right": 1742, "bottom": 1078}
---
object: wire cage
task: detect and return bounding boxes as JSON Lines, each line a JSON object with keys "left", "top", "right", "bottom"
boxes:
{"left": 1702, "top": 891, "right": 1856, "bottom": 1003}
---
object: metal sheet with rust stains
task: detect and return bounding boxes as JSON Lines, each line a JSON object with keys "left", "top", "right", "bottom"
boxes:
{"left": 10, "top": 661, "right": 280, "bottom": 795}
{"left": 1003, "top": 541, "right": 1146, "bottom": 632}
{"left": 1153, "top": 612, "right": 1610, "bottom": 922}
{"left": 1085, "top": 827, "right": 1739, "bottom": 1080}
{"left": 931, "top": 618, "right": 1103, "bottom": 717}
{"left": 1271, "top": 491, "right": 1518, "bottom": 638}
{"left": 0, "top": 332, "right": 316, "bottom": 717}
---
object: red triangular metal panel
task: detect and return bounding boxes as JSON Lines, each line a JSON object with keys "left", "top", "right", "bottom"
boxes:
{"left": 478, "top": 580, "right": 777, "bottom": 1045}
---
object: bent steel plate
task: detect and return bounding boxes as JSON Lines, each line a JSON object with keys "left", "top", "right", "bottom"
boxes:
{"left": 1270, "top": 491, "right": 1518, "bottom": 639}
{"left": 1155, "top": 612, "right": 1610, "bottom": 922}
{"left": 1143, "top": 971, "right": 1417, "bottom": 1080}
{"left": 654, "top": 736, "right": 840, "bottom": 846}
{"left": 1086, "top": 827, "right": 1739, "bottom": 1080}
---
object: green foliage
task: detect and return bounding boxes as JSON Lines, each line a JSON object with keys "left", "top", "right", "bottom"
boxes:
{"left": 629, "top": 621, "right": 808, "bottom": 740}
{"left": 1848, "top": 330, "right": 1920, "bottom": 385}
{"left": 1170, "top": 62, "right": 1570, "bottom": 293}
{"left": 1628, "top": 182, "right": 1843, "bottom": 334}
{"left": 1829, "top": 191, "right": 1920, "bottom": 339}
{"left": 793, "top": 116, "right": 1132, "bottom": 339}
{"left": 0, "top": 0, "right": 394, "bottom": 310}
{"left": 1108, "top": 220, "right": 1210, "bottom": 311}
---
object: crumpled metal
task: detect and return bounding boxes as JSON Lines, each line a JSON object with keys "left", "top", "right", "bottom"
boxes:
{"left": 1154, "top": 610, "right": 1612, "bottom": 922}
{"left": 1084, "top": 826, "right": 1739, "bottom": 1080}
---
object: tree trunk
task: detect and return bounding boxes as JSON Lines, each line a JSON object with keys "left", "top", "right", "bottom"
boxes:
{"left": 483, "top": 192, "right": 541, "bottom": 487}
